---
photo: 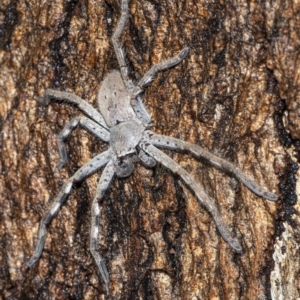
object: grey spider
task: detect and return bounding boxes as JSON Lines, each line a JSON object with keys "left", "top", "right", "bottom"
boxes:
{"left": 28, "top": 0, "right": 278, "bottom": 294}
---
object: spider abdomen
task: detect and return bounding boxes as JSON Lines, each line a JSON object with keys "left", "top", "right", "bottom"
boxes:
{"left": 97, "top": 70, "right": 139, "bottom": 127}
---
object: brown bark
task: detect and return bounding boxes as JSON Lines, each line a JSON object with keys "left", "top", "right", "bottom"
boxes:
{"left": 1, "top": 0, "right": 299, "bottom": 299}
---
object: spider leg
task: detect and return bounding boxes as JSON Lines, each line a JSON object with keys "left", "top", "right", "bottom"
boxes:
{"left": 131, "top": 47, "right": 189, "bottom": 98}
{"left": 139, "top": 141, "right": 242, "bottom": 253}
{"left": 131, "top": 95, "right": 152, "bottom": 127}
{"left": 27, "top": 150, "right": 112, "bottom": 269}
{"left": 129, "top": 47, "right": 189, "bottom": 126}
{"left": 90, "top": 160, "right": 114, "bottom": 295}
{"left": 112, "top": 0, "right": 133, "bottom": 91}
{"left": 111, "top": 0, "right": 152, "bottom": 127}
{"left": 145, "top": 131, "right": 278, "bottom": 201}
{"left": 56, "top": 116, "right": 110, "bottom": 169}
{"left": 38, "top": 89, "right": 108, "bottom": 129}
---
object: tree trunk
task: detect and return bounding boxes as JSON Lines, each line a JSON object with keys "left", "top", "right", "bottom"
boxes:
{"left": 1, "top": 0, "right": 299, "bottom": 299}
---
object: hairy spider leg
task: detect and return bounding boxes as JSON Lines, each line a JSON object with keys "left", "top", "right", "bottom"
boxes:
{"left": 56, "top": 116, "right": 110, "bottom": 169}
{"left": 90, "top": 160, "right": 114, "bottom": 295}
{"left": 130, "top": 95, "right": 152, "bottom": 127}
{"left": 112, "top": 0, "right": 132, "bottom": 90}
{"left": 39, "top": 89, "right": 109, "bottom": 129}
{"left": 111, "top": 0, "right": 152, "bottom": 126}
{"left": 27, "top": 151, "right": 112, "bottom": 268}
{"left": 111, "top": 0, "right": 190, "bottom": 127}
{"left": 146, "top": 131, "right": 278, "bottom": 201}
{"left": 140, "top": 141, "right": 242, "bottom": 252}
{"left": 131, "top": 47, "right": 189, "bottom": 98}
{"left": 141, "top": 144, "right": 243, "bottom": 252}
{"left": 129, "top": 47, "right": 189, "bottom": 127}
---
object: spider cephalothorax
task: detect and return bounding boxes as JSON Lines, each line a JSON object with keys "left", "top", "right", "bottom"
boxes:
{"left": 28, "top": 0, "right": 278, "bottom": 294}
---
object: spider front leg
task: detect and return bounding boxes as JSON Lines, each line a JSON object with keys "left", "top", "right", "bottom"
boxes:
{"left": 139, "top": 141, "right": 242, "bottom": 253}
{"left": 146, "top": 131, "right": 278, "bottom": 201}
{"left": 56, "top": 116, "right": 110, "bottom": 169}
{"left": 38, "top": 89, "right": 108, "bottom": 129}
{"left": 90, "top": 160, "right": 114, "bottom": 295}
{"left": 27, "top": 151, "right": 111, "bottom": 269}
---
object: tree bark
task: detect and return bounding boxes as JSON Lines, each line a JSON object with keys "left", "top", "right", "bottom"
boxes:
{"left": 1, "top": 0, "right": 299, "bottom": 299}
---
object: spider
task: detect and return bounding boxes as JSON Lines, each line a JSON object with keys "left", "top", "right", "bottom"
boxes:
{"left": 28, "top": 0, "right": 278, "bottom": 294}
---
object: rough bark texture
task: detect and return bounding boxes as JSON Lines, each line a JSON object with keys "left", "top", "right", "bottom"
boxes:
{"left": 1, "top": 0, "right": 299, "bottom": 299}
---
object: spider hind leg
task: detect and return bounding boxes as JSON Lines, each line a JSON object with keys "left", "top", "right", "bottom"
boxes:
{"left": 130, "top": 48, "right": 189, "bottom": 127}
{"left": 131, "top": 47, "right": 189, "bottom": 98}
{"left": 112, "top": 0, "right": 132, "bottom": 90}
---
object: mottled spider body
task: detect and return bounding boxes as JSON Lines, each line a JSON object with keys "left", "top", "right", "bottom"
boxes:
{"left": 28, "top": 0, "right": 278, "bottom": 295}
{"left": 100, "top": 71, "right": 146, "bottom": 177}
{"left": 98, "top": 71, "right": 140, "bottom": 128}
